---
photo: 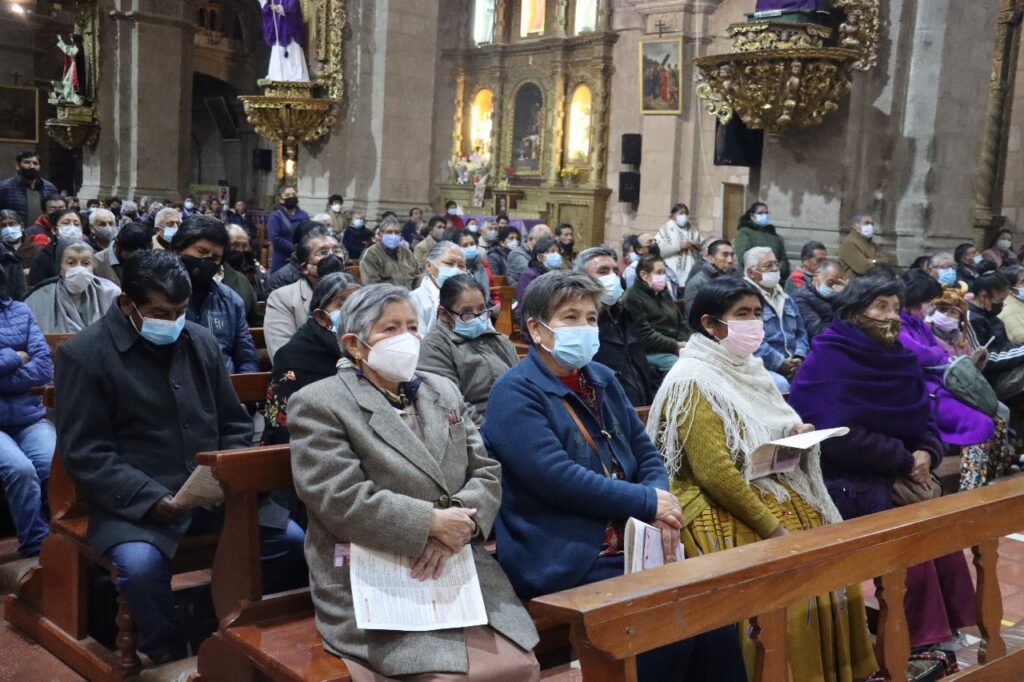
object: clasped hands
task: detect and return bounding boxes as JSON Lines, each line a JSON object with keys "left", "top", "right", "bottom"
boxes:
{"left": 653, "top": 488, "right": 683, "bottom": 564}
{"left": 410, "top": 507, "right": 477, "bottom": 581}
{"left": 908, "top": 449, "right": 933, "bottom": 487}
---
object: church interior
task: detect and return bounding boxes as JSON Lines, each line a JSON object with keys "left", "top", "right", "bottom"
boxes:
{"left": 1, "top": 0, "right": 1024, "bottom": 680}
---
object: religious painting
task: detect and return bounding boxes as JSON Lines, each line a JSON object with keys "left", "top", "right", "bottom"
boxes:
{"left": 639, "top": 38, "right": 683, "bottom": 115}
{"left": 520, "top": 0, "right": 545, "bottom": 37}
{"left": 511, "top": 82, "right": 544, "bottom": 173}
{"left": 0, "top": 86, "right": 39, "bottom": 143}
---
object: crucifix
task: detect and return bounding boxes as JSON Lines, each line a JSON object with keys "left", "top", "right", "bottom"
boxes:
{"left": 654, "top": 19, "right": 670, "bottom": 37}
{"left": 10, "top": 70, "right": 23, "bottom": 85}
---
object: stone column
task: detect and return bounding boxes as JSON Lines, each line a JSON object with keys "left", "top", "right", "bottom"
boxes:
{"left": 79, "top": 0, "right": 195, "bottom": 201}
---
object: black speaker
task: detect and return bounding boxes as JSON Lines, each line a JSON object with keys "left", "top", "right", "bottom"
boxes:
{"left": 252, "top": 148, "right": 272, "bottom": 172}
{"left": 714, "top": 117, "right": 764, "bottom": 167}
{"left": 621, "top": 134, "right": 642, "bottom": 166}
{"left": 619, "top": 172, "right": 640, "bottom": 203}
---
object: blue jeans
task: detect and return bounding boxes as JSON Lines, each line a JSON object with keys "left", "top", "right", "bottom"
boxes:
{"left": 106, "top": 508, "right": 305, "bottom": 660}
{"left": 646, "top": 352, "right": 680, "bottom": 373}
{"left": 0, "top": 419, "right": 55, "bottom": 557}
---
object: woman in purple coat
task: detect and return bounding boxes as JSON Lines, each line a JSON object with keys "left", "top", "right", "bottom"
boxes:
{"left": 899, "top": 271, "right": 1003, "bottom": 490}
{"left": 789, "top": 273, "right": 976, "bottom": 650}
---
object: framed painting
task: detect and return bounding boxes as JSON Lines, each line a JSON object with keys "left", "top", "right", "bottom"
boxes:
{"left": 510, "top": 82, "right": 544, "bottom": 174}
{"left": 639, "top": 38, "right": 683, "bottom": 115}
{"left": 0, "top": 85, "right": 39, "bottom": 143}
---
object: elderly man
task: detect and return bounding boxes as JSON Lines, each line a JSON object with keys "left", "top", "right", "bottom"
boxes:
{"left": 171, "top": 216, "right": 258, "bottom": 373}
{"left": 264, "top": 230, "right": 346, "bottom": 358}
{"left": 744, "top": 246, "right": 809, "bottom": 391}
{"left": 217, "top": 224, "right": 261, "bottom": 327}
{"left": 574, "top": 246, "right": 654, "bottom": 406}
{"left": 55, "top": 250, "right": 303, "bottom": 664}
{"left": 223, "top": 223, "right": 267, "bottom": 304}
{"left": 927, "top": 252, "right": 958, "bottom": 287}
{"left": 225, "top": 199, "right": 258, "bottom": 251}
{"left": 683, "top": 239, "right": 736, "bottom": 310}
{"left": 785, "top": 240, "right": 827, "bottom": 294}
{"left": 359, "top": 217, "right": 418, "bottom": 288}
{"left": 792, "top": 257, "right": 845, "bottom": 340}
{"left": 838, "top": 212, "right": 885, "bottom": 280}
{"left": 93, "top": 222, "right": 152, "bottom": 286}
{"left": 507, "top": 223, "right": 551, "bottom": 286}
{"left": 267, "top": 186, "right": 310, "bottom": 272}
{"left": 0, "top": 151, "right": 59, "bottom": 226}
{"left": 413, "top": 215, "right": 446, "bottom": 267}
{"left": 87, "top": 207, "right": 119, "bottom": 252}
{"left": 153, "top": 207, "right": 182, "bottom": 250}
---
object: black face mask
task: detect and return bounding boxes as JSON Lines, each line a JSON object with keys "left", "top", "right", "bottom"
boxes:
{"left": 283, "top": 197, "right": 299, "bottom": 210}
{"left": 646, "top": 243, "right": 662, "bottom": 259}
{"left": 223, "top": 250, "right": 249, "bottom": 271}
{"left": 316, "top": 253, "right": 344, "bottom": 278}
{"left": 991, "top": 302, "right": 1005, "bottom": 317}
{"left": 18, "top": 167, "right": 39, "bottom": 181}
{"left": 180, "top": 254, "right": 220, "bottom": 298}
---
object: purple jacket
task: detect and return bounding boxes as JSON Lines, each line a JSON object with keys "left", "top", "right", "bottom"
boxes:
{"left": 0, "top": 299, "right": 52, "bottom": 428}
{"left": 899, "top": 312, "right": 995, "bottom": 446}
{"left": 261, "top": 0, "right": 304, "bottom": 48}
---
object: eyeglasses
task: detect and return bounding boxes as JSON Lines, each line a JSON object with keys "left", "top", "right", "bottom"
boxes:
{"left": 443, "top": 306, "right": 495, "bottom": 323}
{"left": 313, "top": 247, "right": 345, "bottom": 259}
{"left": 754, "top": 262, "right": 780, "bottom": 272}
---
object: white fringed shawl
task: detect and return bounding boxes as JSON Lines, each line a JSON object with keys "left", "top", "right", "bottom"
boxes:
{"left": 646, "top": 333, "right": 842, "bottom": 525}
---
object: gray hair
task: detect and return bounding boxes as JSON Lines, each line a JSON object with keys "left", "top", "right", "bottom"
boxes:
{"left": 121, "top": 199, "right": 138, "bottom": 214}
{"left": 850, "top": 211, "right": 874, "bottom": 227}
{"left": 573, "top": 245, "right": 618, "bottom": 272}
{"left": 312, "top": 212, "right": 332, "bottom": 225}
{"left": 929, "top": 252, "right": 954, "bottom": 268}
{"left": 817, "top": 257, "right": 843, "bottom": 278}
{"left": 154, "top": 207, "right": 180, "bottom": 228}
{"left": 337, "top": 283, "right": 413, "bottom": 350}
{"left": 521, "top": 270, "right": 604, "bottom": 326}
{"left": 225, "top": 223, "right": 248, "bottom": 241}
{"left": 426, "top": 240, "right": 459, "bottom": 263}
{"left": 89, "top": 208, "right": 115, "bottom": 226}
{"left": 743, "top": 246, "right": 775, "bottom": 272}
{"left": 528, "top": 223, "right": 551, "bottom": 240}
{"left": 375, "top": 216, "right": 401, "bottom": 234}
{"left": 309, "top": 272, "right": 360, "bottom": 314}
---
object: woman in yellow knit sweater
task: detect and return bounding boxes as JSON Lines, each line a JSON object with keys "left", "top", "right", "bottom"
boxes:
{"left": 647, "top": 277, "right": 877, "bottom": 682}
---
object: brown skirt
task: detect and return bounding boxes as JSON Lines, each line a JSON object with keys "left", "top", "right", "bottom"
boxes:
{"left": 342, "top": 626, "right": 540, "bottom": 682}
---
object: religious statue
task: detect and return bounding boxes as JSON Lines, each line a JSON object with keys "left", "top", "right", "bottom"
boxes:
{"left": 840, "top": 10, "right": 863, "bottom": 49}
{"left": 755, "top": 0, "right": 831, "bottom": 10}
{"left": 777, "top": 60, "right": 803, "bottom": 126}
{"left": 258, "top": 0, "right": 310, "bottom": 82}
{"left": 51, "top": 34, "right": 84, "bottom": 106}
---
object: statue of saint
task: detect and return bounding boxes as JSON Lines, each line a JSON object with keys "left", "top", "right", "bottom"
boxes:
{"left": 258, "top": 0, "right": 310, "bottom": 82}
{"left": 52, "top": 34, "right": 84, "bottom": 106}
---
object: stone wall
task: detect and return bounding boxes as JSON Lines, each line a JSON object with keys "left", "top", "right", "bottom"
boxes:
{"left": 1001, "top": 36, "right": 1024, "bottom": 235}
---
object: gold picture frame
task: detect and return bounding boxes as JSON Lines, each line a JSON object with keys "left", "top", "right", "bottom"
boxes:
{"left": 640, "top": 37, "right": 683, "bottom": 115}
{"left": 0, "top": 85, "right": 39, "bottom": 143}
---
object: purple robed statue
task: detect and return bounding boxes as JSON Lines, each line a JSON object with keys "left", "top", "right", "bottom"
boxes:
{"left": 755, "top": 0, "right": 831, "bottom": 11}
{"left": 258, "top": 0, "right": 310, "bottom": 82}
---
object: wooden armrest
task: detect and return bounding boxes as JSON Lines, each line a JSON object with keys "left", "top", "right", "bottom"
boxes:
{"left": 197, "top": 445, "right": 292, "bottom": 495}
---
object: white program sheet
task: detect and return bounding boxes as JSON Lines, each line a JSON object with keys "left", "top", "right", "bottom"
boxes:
{"left": 624, "top": 517, "right": 684, "bottom": 574}
{"left": 748, "top": 427, "right": 850, "bottom": 479}
{"left": 171, "top": 465, "right": 223, "bottom": 508}
{"left": 350, "top": 544, "right": 488, "bottom": 632}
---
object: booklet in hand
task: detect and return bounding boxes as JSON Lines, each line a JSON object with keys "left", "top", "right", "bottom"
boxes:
{"left": 624, "top": 517, "right": 685, "bottom": 574}
{"left": 171, "top": 465, "right": 224, "bottom": 508}
{"left": 748, "top": 427, "right": 850, "bottom": 480}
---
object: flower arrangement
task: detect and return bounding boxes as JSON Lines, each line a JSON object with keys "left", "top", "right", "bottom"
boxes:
{"left": 559, "top": 167, "right": 582, "bottom": 186}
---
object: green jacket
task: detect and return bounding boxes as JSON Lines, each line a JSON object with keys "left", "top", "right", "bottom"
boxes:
{"left": 359, "top": 242, "right": 419, "bottom": 289}
{"left": 733, "top": 218, "right": 790, "bottom": 280}
{"left": 621, "top": 277, "right": 692, "bottom": 354}
{"left": 221, "top": 263, "right": 261, "bottom": 327}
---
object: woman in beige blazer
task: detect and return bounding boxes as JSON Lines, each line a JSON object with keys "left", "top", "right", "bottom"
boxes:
{"left": 288, "top": 283, "right": 539, "bottom": 681}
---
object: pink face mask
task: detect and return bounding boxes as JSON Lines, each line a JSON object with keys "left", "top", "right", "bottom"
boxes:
{"left": 650, "top": 274, "right": 668, "bottom": 292}
{"left": 718, "top": 319, "right": 765, "bottom": 358}
{"left": 930, "top": 310, "right": 960, "bottom": 333}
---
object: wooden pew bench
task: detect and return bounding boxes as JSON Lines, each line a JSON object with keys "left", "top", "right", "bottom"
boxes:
{"left": 5, "top": 372, "right": 272, "bottom": 682}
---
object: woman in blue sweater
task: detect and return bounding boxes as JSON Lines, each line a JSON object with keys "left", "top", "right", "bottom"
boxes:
{"left": 482, "top": 270, "right": 745, "bottom": 682}
{"left": 0, "top": 267, "right": 55, "bottom": 557}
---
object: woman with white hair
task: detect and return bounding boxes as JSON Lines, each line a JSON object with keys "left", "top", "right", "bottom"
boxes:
{"left": 408, "top": 239, "right": 465, "bottom": 335}
{"left": 288, "top": 283, "right": 540, "bottom": 680}
{"left": 25, "top": 240, "right": 121, "bottom": 333}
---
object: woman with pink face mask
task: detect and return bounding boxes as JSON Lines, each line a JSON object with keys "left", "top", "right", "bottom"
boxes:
{"left": 620, "top": 254, "right": 692, "bottom": 373}
{"left": 646, "top": 276, "right": 878, "bottom": 681}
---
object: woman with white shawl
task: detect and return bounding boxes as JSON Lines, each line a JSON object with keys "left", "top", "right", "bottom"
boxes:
{"left": 646, "top": 276, "right": 877, "bottom": 682}
{"left": 25, "top": 240, "right": 120, "bottom": 334}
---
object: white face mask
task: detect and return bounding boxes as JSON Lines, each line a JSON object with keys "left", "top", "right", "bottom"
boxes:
{"left": 674, "top": 214, "right": 689, "bottom": 228}
{"left": 362, "top": 332, "right": 421, "bottom": 383}
{"left": 63, "top": 265, "right": 93, "bottom": 295}
{"left": 331, "top": 203, "right": 343, "bottom": 213}
{"left": 860, "top": 223, "right": 875, "bottom": 239}
{"left": 58, "top": 223, "right": 83, "bottom": 241}
{"left": 759, "top": 271, "right": 781, "bottom": 289}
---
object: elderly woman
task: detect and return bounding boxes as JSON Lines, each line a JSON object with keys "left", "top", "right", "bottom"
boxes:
{"left": 789, "top": 274, "right": 976, "bottom": 650}
{"left": 0, "top": 266, "right": 55, "bottom": 557}
{"left": 483, "top": 270, "right": 745, "bottom": 682}
{"left": 28, "top": 208, "right": 86, "bottom": 286}
{"left": 900, "top": 271, "right": 1004, "bottom": 490}
{"left": 263, "top": 272, "right": 361, "bottom": 446}
{"left": 647, "top": 277, "right": 877, "bottom": 681}
{"left": 288, "top": 284, "right": 540, "bottom": 681}
{"left": 620, "top": 254, "right": 691, "bottom": 372}
{"left": 25, "top": 240, "right": 120, "bottom": 333}
{"left": 409, "top": 240, "right": 465, "bottom": 335}
{"left": 417, "top": 275, "right": 516, "bottom": 424}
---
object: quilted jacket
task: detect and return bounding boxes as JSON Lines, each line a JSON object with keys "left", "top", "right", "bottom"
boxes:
{"left": 0, "top": 299, "right": 52, "bottom": 428}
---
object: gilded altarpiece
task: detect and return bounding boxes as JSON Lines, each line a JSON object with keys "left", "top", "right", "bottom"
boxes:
{"left": 441, "top": 0, "right": 616, "bottom": 249}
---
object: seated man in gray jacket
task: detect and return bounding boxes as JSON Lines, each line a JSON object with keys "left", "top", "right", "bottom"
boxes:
{"left": 55, "top": 250, "right": 304, "bottom": 663}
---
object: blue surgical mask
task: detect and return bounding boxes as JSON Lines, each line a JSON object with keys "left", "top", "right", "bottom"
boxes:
{"left": 454, "top": 316, "right": 489, "bottom": 339}
{"left": 598, "top": 273, "right": 624, "bottom": 305}
{"left": 352, "top": 219, "right": 365, "bottom": 228}
{"left": 973, "top": 254, "right": 984, "bottom": 265}
{"left": 629, "top": 252, "right": 640, "bottom": 263}
{"left": 754, "top": 213, "right": 771, "bottom": 226}
{"left": 462, "top": 245, "right": 479, "bottom": 262}
{"left": 434, "top": 265, "right": 463, "bottom": 287}
{"left": 1016, "top": 289, "right": 1024, "bottom": 303}
{"left": 329, "top": 309, "right": 341, "bottom": 333}
{"left": 937, "top": 267, "right": 957, "bottom": 286}
{"left": 1, "top": 225, "right": 22, "bottom": 243}
{"left": 817, "top": 283, "right": 836, "bottom": 299}
{"left": 544, "top": 252, "right": 563, "bottom": 270}
{"left": 467, "top": 222, "right": 479, "bottom": 233}
{"left": 132, "top": 303, "right": 185, "bottom": 346}
{"left": 162, "top": 226, "right": 178, "bottom": 242}
{"left": 447, "top": 207, "right": 458, "bottom": 216}
{"left": 381, "top": 233, "right": 401, "bottom": 250}
{"left": 540, "top": 321, "right": 601, "bottom": 370}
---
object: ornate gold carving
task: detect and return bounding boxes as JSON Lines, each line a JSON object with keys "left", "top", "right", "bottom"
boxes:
{"left": 452, "top": 70, "right": 467, "bottom": 159}
{"left": 833, "top": 0, "right": 881, "bottom": 71}
{"left": 45, "top": 105, "right": 100, "bottom": 149}
{"left": 311, "top": 0, "right": 347, "bottom": 103}
{"left": 729, "top": 21, "right": 831, "bottom": 53}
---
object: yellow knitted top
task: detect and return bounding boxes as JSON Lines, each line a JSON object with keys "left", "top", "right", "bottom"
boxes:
{"left": 667, "top": 390, "right": 781, "bottom": 539}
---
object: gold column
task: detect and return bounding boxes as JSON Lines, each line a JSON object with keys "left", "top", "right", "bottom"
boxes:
{"left": 452, "top": 68, "right": 467, "bottom": 159}
{"left": 547, "top": 59, "right": 567, "bottom": 185}
{"left": 588, "top": 63, "right": 611, "bottom": 188}
{"left": 489, "top": 65, "right": 506, "bottom": 181}
{"left": 973, "top": 0, "right": 1024, "bottom": 244}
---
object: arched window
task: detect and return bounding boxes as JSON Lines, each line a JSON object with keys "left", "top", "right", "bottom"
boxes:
{"left": 566, "top": 84, "right": 592, "bottom": 165}
{"left": 574, "top": 0, "right": 598, "bottom": 34}
{"left": 520, "top": 0, "right": 545, "bottom": 37}
{"left": 473, "top": 0, "right": 496, "bottom": 45}
{"left": 469, "top": 89, "right": 494, "bottom": 157}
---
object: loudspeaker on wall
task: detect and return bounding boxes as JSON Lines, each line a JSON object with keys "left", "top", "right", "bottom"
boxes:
{"left": 619, "top": 171, "right": 640, "bottom": 203}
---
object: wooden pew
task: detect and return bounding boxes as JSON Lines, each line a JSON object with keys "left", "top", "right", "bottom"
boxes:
{"left": 44, "top": 333, "right": 75, "bottom": 364}
{"left": 531, "top": 477, "right": 1024, "bottom": 681}
{"left": 494, "top": 285, "right": 516, "bottom": 337}
{"left": 5, "top": 373, "right": 272, "bottom": 682}
{"left": 345, "top": 263, "right": 360, "bottom": 280}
